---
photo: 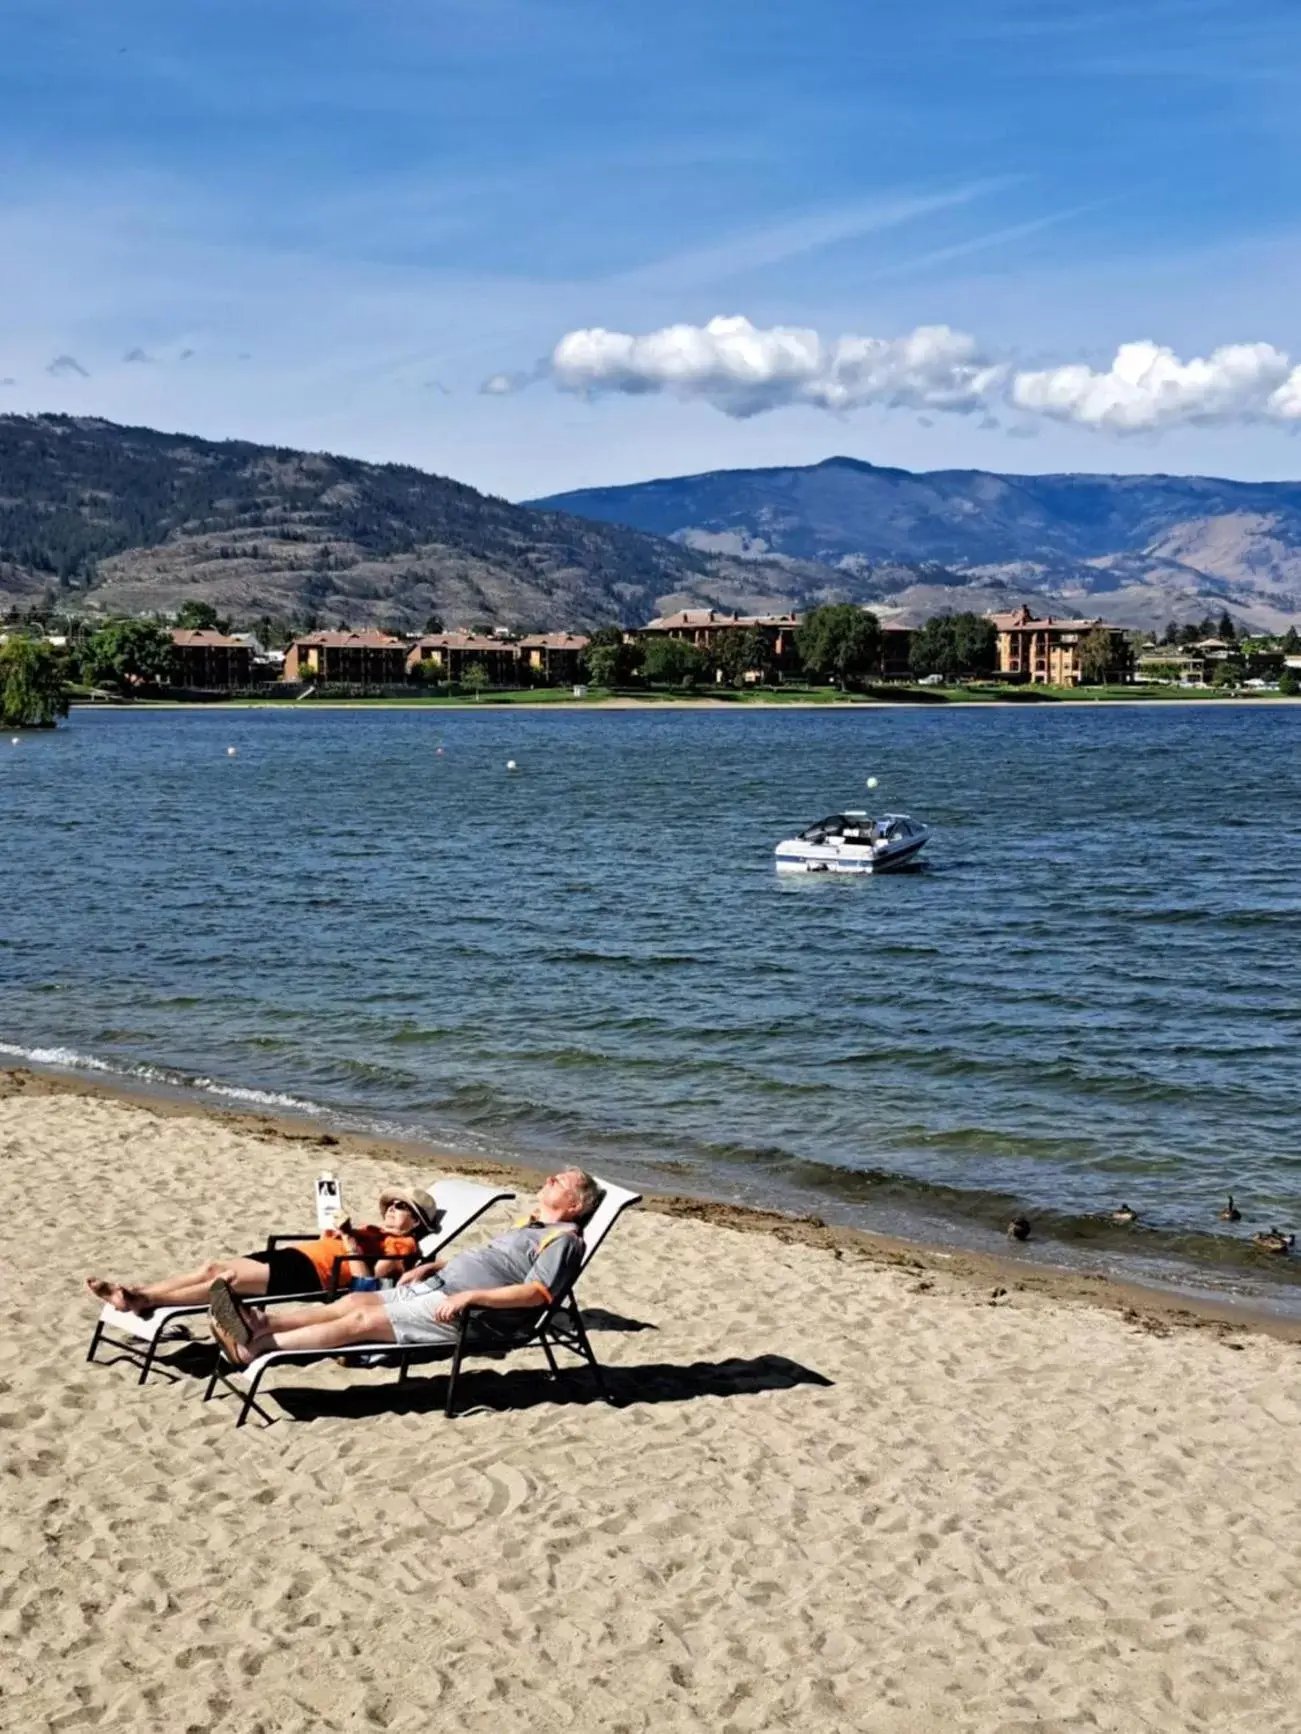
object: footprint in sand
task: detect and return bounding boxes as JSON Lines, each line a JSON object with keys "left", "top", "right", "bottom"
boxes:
{"left": 483, "top": 1462, "right": 532, "bottom": 1520}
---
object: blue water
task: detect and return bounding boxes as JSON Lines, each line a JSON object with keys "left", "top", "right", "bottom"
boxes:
{"left": 3, "top": 704, "right": 1299, "bottom": 1299}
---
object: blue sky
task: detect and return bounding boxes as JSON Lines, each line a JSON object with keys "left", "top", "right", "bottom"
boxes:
{"left": 2, "top": 0, "right": 1300, "bottom": 495}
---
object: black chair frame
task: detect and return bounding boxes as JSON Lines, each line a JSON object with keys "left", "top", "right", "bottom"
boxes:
{"left": 203, "top": 1284, "right": 616, "bottom": 1427}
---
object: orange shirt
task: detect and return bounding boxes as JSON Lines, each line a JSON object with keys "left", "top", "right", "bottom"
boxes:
{"left": 299, "top": 1226, "right": 419, "bottom": 1289}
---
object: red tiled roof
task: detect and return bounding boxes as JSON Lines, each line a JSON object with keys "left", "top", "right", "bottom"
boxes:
{"left": 172, "top": 629, "right": 248, "bottom": 648}
{"left": 411, "top": 633, "right": 518, "bottom": 653}
{"left": 291, "top": 631, "right": 408, "bottom": 648}
{"left": 517, "top": 632, "right": 589, "bottom": 649}
{"left": 988, "top": 609, "right": 1121, "bottom": 633}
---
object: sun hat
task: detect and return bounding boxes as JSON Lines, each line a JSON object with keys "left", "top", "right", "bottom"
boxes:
{"left": 379, "top": 1186, "right": 439, "bottom": 1236}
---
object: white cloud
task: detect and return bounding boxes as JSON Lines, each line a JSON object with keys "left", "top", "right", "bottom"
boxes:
{"left": 1011, "top": 339, "right": 1301, "bottom": 431}
{"left": 516, "top": 318, "right": 1301, "bottom": 434}
{"left": 546, "top": 315, "right": 1003, "bottom": 418}
{"left": 480, "top": 369, "right": 532, "bottom": 395}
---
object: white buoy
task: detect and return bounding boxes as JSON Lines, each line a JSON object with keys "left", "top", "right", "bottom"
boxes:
{"left": 10, "top": 737, "right": 19, "bottom": 746}
{"left": 227, "top": 746, "right": 238, "bottom": 757}
{"left": 506, "top": 759, "right": 517, "bottom": 772}
{"left": 866, "top": 776, "right": 878, "bottom": 789}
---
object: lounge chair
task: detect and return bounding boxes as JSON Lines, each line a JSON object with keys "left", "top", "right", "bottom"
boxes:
{"left": 205, "top": 1176, "right": 641, "bottom": 1426}
{"left": 86, "top": 1178, "right": 516, "bottom": 1385}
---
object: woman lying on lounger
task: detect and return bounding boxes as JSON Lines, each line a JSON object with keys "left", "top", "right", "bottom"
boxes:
{"left": 85, "top": 1186, "right": 438, "bottom": 1317}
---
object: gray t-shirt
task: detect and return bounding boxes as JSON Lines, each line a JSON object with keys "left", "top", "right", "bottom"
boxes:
{"left": 439, "top": 1219, "right": 584, "bottom": 1307}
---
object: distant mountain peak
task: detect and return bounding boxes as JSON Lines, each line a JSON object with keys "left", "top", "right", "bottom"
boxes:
{"left": 529, "top": 457, "right": 1301, "bottom": 632}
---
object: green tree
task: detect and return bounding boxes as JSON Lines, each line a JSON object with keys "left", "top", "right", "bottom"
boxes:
{"left": 713, "top": 626, "right": 774, "bottom": 687}
{"left": 460, "top": 661, "right": 489, "bottom": 700}
{"left": 1161, "top": 619, "right": 1180, "bottom": 645}
{"left": 796, "top": 604, "right": 882, "bottom": 689}
{"left": 0, "top": 634, "right": 70, "bottom": 727}
{"left": 909, "top": 612, "right": 996, "bottom": 680}
{"left": 1282, "top": 626, "right": 1300, "bottom": 653}
{"left": 581, "top": 625, "right": 640, "bottom": 688}
{"left": 1078, "top": 626, "right": 1125, "bottom": 685}
{"left": 1216, "top": 609, "right": 1237, "bottom": 642}
{"left": 1211, "top": 659, "right": 1241, "bottom": 689}
{"left": 582, "top": 644, "right": 622, "bottom": 688}
{"left": 175, "top": 600, "right": 226, "bottom": 632}
{"left": 1278, "top": 667, "right": 1300, "bottom": 696}
{"left": 641, "top": 636, "right": 712, "bottom": 688}
{"left": 81, "top": 619, "right": 175, "bottom": 690}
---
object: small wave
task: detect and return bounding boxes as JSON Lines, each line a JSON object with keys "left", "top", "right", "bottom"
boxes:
{"left": 0, "top": 1039, "right": 326, "bottom": 1117}
{"left": 0, "top": 1040, "right": 114, "bottom": 1073}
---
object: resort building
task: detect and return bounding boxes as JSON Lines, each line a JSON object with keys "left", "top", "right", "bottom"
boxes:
{"left": 1134, "top": 646, "right": 1209, "bottom": 686}
{"left": 170, "top": 628, "right": 253, "bottom": 689}
{"left": 406, "top": 632, "right": 521, "bottom": 684}
{"left": 641, "top": 609, "right": 801, "bottom": 676}
{"left": 988, "top": 606, "right": 1131, "bottom": 685}
{"left": 282, "top": 630, "right": 410, "bottom": 684}
{"left": 517, "top": 632, "right": 589, "bottom": 683}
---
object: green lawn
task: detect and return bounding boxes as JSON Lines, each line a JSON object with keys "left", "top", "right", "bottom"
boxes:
{"left": 70, "top": 681, "right": 1291, "bottom": 711}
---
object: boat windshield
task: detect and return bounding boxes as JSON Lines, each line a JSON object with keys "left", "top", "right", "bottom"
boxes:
{"left": 799, "top": 813, "right": 878, "bottom": 843}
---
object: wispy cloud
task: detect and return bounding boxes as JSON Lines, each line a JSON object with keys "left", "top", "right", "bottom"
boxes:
{"left": 46, "top": 353, "right": 89, "bottom": 377}
{"left": 606, "top": 182, "right": 1013, "bottom": 294}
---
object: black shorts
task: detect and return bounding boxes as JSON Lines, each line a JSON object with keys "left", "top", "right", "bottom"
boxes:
{"left": 246, "top": 1246, "right": 322, "bottom": 1296}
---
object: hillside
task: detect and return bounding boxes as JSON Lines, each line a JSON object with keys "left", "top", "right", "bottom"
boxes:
{"left": 0, "top": 415, "right": 813, "bottom": 631}
{"left": 531, "top": 456, "right": 1301, "bottom": 631}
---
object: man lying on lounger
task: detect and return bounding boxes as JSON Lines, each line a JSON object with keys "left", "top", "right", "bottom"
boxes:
{"left": 208, "top": 1168, "right": 600, "bottom": 1366}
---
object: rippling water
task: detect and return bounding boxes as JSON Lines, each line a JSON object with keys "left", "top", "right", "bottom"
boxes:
{"left": 4, "top": 704, "right": 1299, "bottom": 1302}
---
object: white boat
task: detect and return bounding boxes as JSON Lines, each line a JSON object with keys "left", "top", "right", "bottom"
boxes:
{"left": 774, "top": 810, "right": 930, "bottom": 874}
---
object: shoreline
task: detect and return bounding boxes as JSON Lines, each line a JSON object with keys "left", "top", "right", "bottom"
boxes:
{"left": 7, "top": 1060, "right": 1299, "bottom": 1345}
{"left": 69, "top": 692, "right": 1301, "bottom": 711}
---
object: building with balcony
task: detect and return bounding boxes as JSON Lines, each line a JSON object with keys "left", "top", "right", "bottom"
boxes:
{"left": 517, "top": 632, "right": 589, "bottom": 684}
{"left": 282, "top": 630, "right": 410, "bottom": 684}
{"left": 406, "top": 633, "right": 522, "bottom": 684}
{"left": 171, "top": 629, "right": 253, "bottom": 689}
{"left": 640, "top": 609, "right": 801, "bottom": 676}
{"left": 989, "top": 606, "right": 1131, "bottom": 685}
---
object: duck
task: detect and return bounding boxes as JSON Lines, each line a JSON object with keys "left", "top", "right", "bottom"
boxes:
{"left": 1218, "top": 1194, "right": 1241, "bottom": 1223}
{"left": 1252, "top": 1228, "right": 1295, "bottom": 1255}
{"left": 1007, "top": 1216, "right": 1032, "bottom": 1242}
{"left": 1111, "top": 1204, "right": 1138, "bottom": 1225}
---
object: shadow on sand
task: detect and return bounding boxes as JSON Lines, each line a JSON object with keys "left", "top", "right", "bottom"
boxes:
{"left": 251, "top": 1352, "right": 834, "bottom": 1424}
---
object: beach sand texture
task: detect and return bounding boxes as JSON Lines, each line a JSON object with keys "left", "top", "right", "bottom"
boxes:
{"left": 2, "top": 1084, "right": 1298, "bottom": 1733}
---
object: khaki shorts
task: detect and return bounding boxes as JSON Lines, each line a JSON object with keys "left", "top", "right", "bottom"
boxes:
{"left": 380, "top": 1280, "right": 461, "bottom": 1348}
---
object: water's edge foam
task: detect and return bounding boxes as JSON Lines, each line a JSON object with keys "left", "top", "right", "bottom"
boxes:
{"left": 6, "top": 1036, "right": 1298, "bottom": 1318}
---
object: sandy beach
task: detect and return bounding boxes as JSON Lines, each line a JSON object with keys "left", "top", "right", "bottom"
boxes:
{"left": 3, "top": 1070, "right": 1299, "bottom": 1733}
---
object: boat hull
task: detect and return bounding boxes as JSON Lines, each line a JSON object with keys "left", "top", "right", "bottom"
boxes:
{"left": 774, "top": 835, "right": 928, "bottom": 874}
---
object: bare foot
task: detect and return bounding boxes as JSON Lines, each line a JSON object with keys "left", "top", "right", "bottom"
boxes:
{"left": 85, "top": 1276, "right": 146, "bottom": 1314}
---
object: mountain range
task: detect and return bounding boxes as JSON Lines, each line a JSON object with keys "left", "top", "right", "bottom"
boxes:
{"left": 0, "top": 414, "right": 801, "bottom": 632}
{"left": 3, "top": 415, "right": 1300, "bottom": 632}
{"left": 532, "top": 456, "right": 1301, "bottom": 632}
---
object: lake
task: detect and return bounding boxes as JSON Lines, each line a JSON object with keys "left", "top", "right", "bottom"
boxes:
{"left": 4, "top": 702, "right": 1299, "bottom": 1304}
